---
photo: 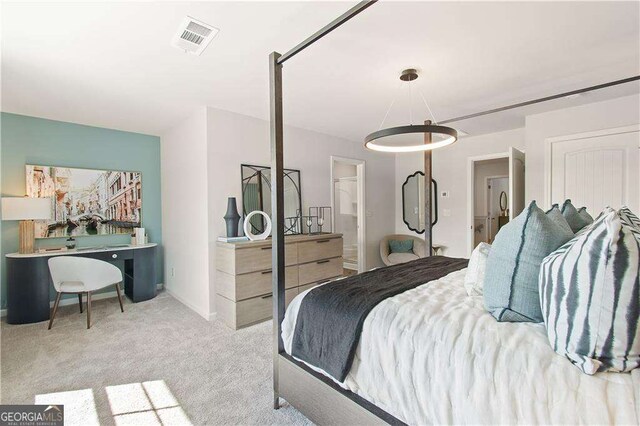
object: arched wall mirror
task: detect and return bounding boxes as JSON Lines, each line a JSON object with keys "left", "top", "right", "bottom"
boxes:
{"left": 241, "top": 164, "right": 302, "bottom": 235}
{"left": 402, "top": 171, "right": 438, "bottom": 234}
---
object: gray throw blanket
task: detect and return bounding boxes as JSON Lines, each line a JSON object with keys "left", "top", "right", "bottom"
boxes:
{"left": 291, "top": 255, "right": 469, "bottom": 382}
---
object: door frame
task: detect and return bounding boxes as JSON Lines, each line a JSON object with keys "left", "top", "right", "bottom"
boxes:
{"left": 485, "top": 174, "right": 509, "bottom": 243}
{"left": 330, "top": 156, "right": 366, "bottom": 273}
{"left": 544, "top": 124, "right": 640, "bottom": 209}
{"left": 467, "top": 152, "right": 509, "bottom": 255}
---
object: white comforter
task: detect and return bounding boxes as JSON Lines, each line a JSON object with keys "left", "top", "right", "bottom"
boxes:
{"left": 282, "top": 269, "right": 640, "bottom": 425}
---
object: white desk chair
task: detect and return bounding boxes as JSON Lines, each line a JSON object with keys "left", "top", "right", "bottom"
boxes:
{"left": 48, "top": 257, "right": 124, "bottom": 329}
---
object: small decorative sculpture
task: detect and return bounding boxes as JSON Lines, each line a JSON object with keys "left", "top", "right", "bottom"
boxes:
{"left": 308, "top": 206, "right": 332, "bottom": 234}
{"left": 244, "top": 211, "right": 271, "bottom": 241}
{"left": 224, "top": 197, "right": 241, "bottom": 237}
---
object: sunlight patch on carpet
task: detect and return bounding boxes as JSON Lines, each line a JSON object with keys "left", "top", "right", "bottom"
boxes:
{"left": 35, "top": 388, "right": 99, "bottom": 426}
{"left": 106, "top": 380, "right": 192, "bottom": 426}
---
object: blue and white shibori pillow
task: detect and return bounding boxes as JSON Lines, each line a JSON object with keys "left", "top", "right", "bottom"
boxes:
{"left": 539, "top": 207, "right": 640, "bottom": 374}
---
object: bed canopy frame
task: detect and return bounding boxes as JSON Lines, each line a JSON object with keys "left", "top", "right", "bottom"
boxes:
{"left": 269, "top": 1, "right": 640, "bottom": 423}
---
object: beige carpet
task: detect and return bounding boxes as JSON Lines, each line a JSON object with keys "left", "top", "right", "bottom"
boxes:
{"left": 1, "top": 292, "right": 311, "bottom": 425}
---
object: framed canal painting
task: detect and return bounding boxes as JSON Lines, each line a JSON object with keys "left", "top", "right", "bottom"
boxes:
{"left": 26, "top": 165, "right": 142, "bottom": 238}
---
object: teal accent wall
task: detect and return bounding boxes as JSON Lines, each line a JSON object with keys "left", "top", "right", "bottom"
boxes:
{"left": 0, "top": 113, "right": 163, "bottom": 308}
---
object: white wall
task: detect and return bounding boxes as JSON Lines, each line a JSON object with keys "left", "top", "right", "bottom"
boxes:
{"left": 395, "top": 128, "right": 525, "bottom": 257}
{"left": 161, "top": 107, "right": 211, "bottom": 320}
{"left": 526, "top": 94, "right": 640, "bottom": 207}
{"left": 207, "top": 107, "right": 396, "bottom": 312}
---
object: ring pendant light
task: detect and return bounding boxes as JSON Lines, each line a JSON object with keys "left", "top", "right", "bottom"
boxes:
{"left": 364, "top": 69, "right": 458, "bottom": 153}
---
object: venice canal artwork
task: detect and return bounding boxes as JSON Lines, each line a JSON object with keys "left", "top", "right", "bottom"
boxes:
{"left": 26, "top": 165, "right": 142, "bottom": 238}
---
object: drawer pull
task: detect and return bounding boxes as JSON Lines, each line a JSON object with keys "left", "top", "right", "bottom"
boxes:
{"left": 112, "top": 254, "right": 118, "bottom": 259}
{"left": 316, "top": 239, "right": 330, "bottom": 243}
{"left": 261, "top": 246, "right": 272, "bottom": 250}
{"left": 261, "top": 294, "right": 273, "bottom": 299}
{"left": 261, "top": 270, "right": 272, "bottom": 275}
{"left": 316, "top": 260, "right": 330, "bottom": 264}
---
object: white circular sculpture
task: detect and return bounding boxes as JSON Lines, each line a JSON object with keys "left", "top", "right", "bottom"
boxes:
{"left": 243, "top": 211, "right": 272, "bottom": 241}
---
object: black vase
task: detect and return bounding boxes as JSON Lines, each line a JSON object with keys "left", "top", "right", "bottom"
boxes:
{"left": 224, "top": 197, "right": 241, "bottom": 238}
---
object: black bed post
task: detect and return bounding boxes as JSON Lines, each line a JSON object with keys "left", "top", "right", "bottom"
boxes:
{"left": 424, "top": 119, "right": 433, "bottom": 256}
{"left": 269, "top": 50, "right": 285, "bottom": 410}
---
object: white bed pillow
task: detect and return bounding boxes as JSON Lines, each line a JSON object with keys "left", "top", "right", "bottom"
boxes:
{"left": 540, "top": 207, "right": 640, "bottom": 374}
{"left": 464, "top": 242, "right": 491, "bottom": 296}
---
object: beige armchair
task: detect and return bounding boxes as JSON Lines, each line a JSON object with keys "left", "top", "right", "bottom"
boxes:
{"left": 380, "top": 234, "right": 427, "bottom": 266}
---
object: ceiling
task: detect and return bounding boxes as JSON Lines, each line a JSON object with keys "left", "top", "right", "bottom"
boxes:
{"left": 2, "top": 1, "right": 639, "bottom": 141}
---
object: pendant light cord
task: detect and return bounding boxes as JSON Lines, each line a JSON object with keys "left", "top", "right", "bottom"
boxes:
{"left": 409, "top": 79, "right": 414, "bottom": 125}
{"left": 418, "top": 87, "right": 439, "bottom": 124}
{"left": 378, "top": 80, "right": 402, "bottom": 130}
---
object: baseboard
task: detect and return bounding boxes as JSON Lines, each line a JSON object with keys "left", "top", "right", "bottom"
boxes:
{"left": 0, "top": 291, "right": 118, "bottom": 318}
{"left": 208, "top": 312, "right": 217, "bottom": 321}
{"left": 1, "top": 283, "right": 165, "bottom": 318}
{"left": 164, "top": 288, "right": 210, "bottom": 321}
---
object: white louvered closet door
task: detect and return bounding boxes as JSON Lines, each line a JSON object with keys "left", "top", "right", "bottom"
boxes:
{"left": 550, "top": 127, "right": 640, "bottom": 213}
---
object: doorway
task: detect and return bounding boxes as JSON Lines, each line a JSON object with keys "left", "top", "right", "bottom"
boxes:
{"left": 467, "top": 147, "right": 525, "bottom": 254}
{"left": 330, "top": 156, "right": 366, "bottom": 273}
{"left": 486, "top": 176, "right": 509, "bottom": 243}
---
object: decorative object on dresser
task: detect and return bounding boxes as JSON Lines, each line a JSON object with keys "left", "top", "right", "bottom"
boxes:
{"left": 1, "top": 197, "right": 52, "bottom": 254}
{"left": 215, "top": 233, "right": 343, "bottom": 330}
{"left": 223, "top": 197, "right": 241, "bottom": 237}
{"left": 241, "top": 164, "right": 302, "bottom": 235}
{"left": 305, "top": 206, "right": 332, "bottom": 234}
{"left": 243, "top": 211, "right": 271, "bottom": 241}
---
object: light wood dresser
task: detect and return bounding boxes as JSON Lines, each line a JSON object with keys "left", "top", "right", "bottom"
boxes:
{"left": 216, "top": 233, "right": 343, "bottom": 330}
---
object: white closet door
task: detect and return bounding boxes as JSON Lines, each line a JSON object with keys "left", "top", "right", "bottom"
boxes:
{"left": 550, "top": 128, "right": 639, "bottom": 213}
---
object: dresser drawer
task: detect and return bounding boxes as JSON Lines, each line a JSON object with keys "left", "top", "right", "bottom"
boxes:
{"left": 298, "top": 257, "right": 342, "bottom": 285}
{"left": 216, "top": 266, "right": 298, "bottom": 301}
{"left": 221, "top": 243, "right": 297, "bottom": 275}
{"left": 217, "top": 288, "right": 297, "bottom": 329}
{"left": 298, "top": 237, "right": 342, "bottom": 264}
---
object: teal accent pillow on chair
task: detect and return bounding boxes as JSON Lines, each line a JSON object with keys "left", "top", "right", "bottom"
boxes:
{"left": 389, "top": 239, "right": 414, "bottom": 254}
{"left": 561, "top": 199, "right": 593, "bottom": 233}
{"left": 483, "top": 201, "right": 574, "bottom": 322}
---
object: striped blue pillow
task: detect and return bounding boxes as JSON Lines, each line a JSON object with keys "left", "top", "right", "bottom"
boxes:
{"left": 483, "top": 201, "right": 574, "bottom": 322}
{"left": 540, "top": 207, "right": 640, "bottom": 374}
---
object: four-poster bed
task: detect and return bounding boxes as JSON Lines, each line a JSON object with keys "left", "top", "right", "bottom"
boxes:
{"left": 269, "top": 1, "right": 640, "bottom": 424}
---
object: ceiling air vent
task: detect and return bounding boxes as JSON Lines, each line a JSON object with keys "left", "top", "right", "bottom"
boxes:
{"left": 171, "top": 16, "right": 219, "bottom": 56}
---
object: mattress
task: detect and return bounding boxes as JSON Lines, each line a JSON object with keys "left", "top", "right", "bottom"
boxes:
{"left": 282, "top": 268, "right": 640, "bottom": 425}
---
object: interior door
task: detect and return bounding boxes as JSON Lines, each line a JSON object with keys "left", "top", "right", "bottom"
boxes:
{"left": 550, "top": 129, "right": 639, "bottom": 212}
{"left": 509, "top": 147, "right": 526, "bottom": 219}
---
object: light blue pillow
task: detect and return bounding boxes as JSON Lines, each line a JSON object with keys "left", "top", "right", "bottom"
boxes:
{"left": 483, "top": 201, "right": 574, "bottom": 322}
{"left": 389, "top": 239, "right": 413, "bottom": 254}
{"left": 546, "top": 204, "right": 573, "bottom": 235}
{"left": 561, "top": 199, "right": 593, "bottom": 233}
